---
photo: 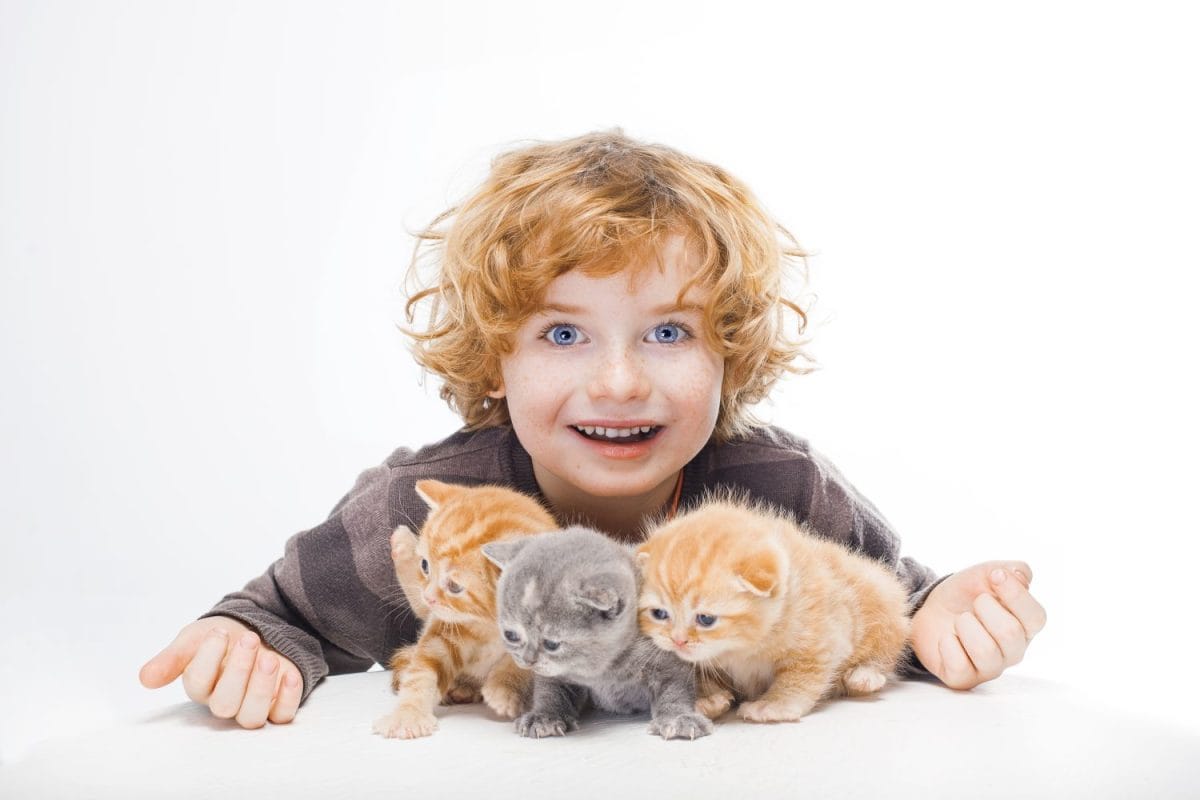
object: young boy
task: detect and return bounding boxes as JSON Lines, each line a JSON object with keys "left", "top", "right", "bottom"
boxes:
{"left": 139, "top": 131, "right": 1046, "bottom": 729}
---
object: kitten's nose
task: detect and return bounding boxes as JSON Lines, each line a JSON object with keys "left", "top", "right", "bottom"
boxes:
{"left": 422, "top": 589, "right": 440, "bottom": 606}
{"left": 672, "top": 636, "right": 689, "bottom": 648}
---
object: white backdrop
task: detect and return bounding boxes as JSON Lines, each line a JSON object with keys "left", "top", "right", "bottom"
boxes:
{"left": 2, "top": 1, "right": 1197, "bottom": 764}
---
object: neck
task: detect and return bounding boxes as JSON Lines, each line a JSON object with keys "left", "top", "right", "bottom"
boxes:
{"left": 533, "top": 465, "right": 679, "bottom": 542}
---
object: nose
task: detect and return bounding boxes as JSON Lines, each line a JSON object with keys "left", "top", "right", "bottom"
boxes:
{"left": 587, "top": 344, "right": 650, "bottom": 403}
{"left": 422, "top": 589, "right": 440, "bottom": 606}
{"left": 672, "top": 630, "right": 689, "bottom": 648}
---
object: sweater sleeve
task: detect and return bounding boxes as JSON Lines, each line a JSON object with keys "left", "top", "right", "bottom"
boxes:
{"left": 200, "top": 460, "right": 418, "bottom": 703}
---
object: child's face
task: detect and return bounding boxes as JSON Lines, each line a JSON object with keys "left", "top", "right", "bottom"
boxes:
{"left": 490, "top": 236, "right": 723, "bottom": 503}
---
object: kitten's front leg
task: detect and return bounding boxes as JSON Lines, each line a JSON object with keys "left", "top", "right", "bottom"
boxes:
{"left": 694, "top": 668, "right": 735, "bottom": 720}
{"left": 481, "top": 655, "right": 531, "bottom": 719}
{"left": 374, "top": 627, "right": 456, "bottom": 739}
{"left": 737, "top": 654, "right": 834, "bottom": 723}
{"left": 514, "top": 677, "right": 586, "bottom": 738}
{"left": 646, "top": 653, "right": 714, "bottom": 740}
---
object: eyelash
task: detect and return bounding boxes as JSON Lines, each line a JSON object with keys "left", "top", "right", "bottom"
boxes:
{"left": 535, "top": 319, "right": 695, "bottom": 346}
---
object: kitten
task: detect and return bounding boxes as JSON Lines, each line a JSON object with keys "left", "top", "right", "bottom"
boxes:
{"left": 483, "top": 526, "right": 713, "bottom": 740}
{"left": 372, "top": 480, "right": 556, "bottom": 739}
{"left": 636, "top": 497, "right": 911, "bottom": 723}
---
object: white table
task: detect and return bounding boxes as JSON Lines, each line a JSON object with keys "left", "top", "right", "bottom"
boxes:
{"left": 2, "top": 672, "right": 1196, "bottom": 799}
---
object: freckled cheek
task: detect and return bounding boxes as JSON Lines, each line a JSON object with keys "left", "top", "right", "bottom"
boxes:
{"left": 663, "top": 360, "right": 723, "bottom": 419}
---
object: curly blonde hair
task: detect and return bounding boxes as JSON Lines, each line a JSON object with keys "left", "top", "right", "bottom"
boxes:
{"left": 403, "top": 130, "right": 812, "bottom": 443}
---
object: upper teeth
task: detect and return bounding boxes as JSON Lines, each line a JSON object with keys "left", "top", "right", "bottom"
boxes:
{"left": 577, "top": 425, "right": 653, "bottom": 437}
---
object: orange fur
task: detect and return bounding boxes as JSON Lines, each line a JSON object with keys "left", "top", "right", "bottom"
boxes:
{"left": 373, "top": 481, "right": 556, "bottom": 739}
{"left": 636, "top": 497, "right": 910, "bottom": 723}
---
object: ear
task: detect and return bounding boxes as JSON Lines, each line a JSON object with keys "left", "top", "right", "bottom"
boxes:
{"left": 733, "top": 548, "right": 784, "bottom": 598}
{"left": 390, "top": 524, "right": 419, "bottom": 555}
{"left": 486, "top": 379, "right": 505, "bottom": 400}
{"left": 414, "top": 479, "right": 458, "bottom": 510}
{"left": 575, "top": 574, "right": 625, "bottom": 620}
{"left": 634, "top": 548, "right": 650, "bottom": 571}
{"left": 481, "top": 537, "right": 529, "bottom": 570}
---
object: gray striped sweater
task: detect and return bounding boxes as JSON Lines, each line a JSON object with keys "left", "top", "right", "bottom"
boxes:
{"left": 203, "top": 425, "right": 942, "bottom": 701}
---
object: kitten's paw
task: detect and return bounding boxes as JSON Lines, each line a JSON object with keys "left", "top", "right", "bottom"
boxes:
{"left": 649, "top": 712, "right": 714, "bottom": 740}
{"left": 444, "top": 681, "right": 483, "bottom": 705}
{"left": 372, "top": 707, "right": 439, "bottom": 739}
{"left": 482, "top": 682, "right": 524, "bottom": 719}
{"left": 515, "top": 711, "right": 573, "bottom": 739}
{"left": 843, "top": 665, "right": 888, "bottom": 696}
{"left": 737, "top": 697, "right": 813, "bottom": 723}
{"left": 695, "top": 688, "right": 735, "bottom": 719}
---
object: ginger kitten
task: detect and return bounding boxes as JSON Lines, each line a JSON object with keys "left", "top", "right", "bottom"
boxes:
{"left": 636, "top": 497, "right": 910, "bottom": 722}
{"left": 372, "top": 480, "right": 556, "bottom": 739}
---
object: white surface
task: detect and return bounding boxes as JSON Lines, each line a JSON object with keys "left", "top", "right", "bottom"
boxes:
{"left": 3, "top": 0, "right": 1199, "bottom": 766}
{"left": 2, "top": 672, "right": 1197, "bottom": 799}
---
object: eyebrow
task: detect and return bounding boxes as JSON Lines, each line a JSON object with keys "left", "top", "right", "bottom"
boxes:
{"left": 539, "top": 301, "right": 704, "bottom": 315}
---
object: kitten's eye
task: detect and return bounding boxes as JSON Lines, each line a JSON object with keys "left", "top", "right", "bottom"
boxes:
{"left": 419, "top": 558, "right": 429, "bottom": 575}
{"left": 503, "top": 629, "right": 521, "bottom": 644}
{"left": 695, "top": 613, "right": 718, "bottom": 628}
{"left": 446, "top": 580, "right": 464, "bottom": 594}
{"left": 544, "top": 324, "right": 583, "bottom": 346}
{"left": 650, "top": 608, "right": 670, "bottom": 621}
{"left": 542, "top": 639, "right": 560, "bottom": 652}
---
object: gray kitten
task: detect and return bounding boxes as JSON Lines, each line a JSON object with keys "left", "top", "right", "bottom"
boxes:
{"left": 482, "top": 526, "right": 713, "bottom": 740}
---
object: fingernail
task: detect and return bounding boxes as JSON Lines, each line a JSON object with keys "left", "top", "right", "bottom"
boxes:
{"left": 210, "top": 628, "right": 228, "bottom": 639}
{"left": 991, "top": 569, "right": 1006, "bottom": 585}
{"left": 239, "top": 632, "right": 258, "bottom": 648}
{"left": 284, "top": 671, "right": 300, "bottom": 688}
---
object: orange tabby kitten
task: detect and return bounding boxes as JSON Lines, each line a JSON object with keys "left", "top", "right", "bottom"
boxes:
{"left": 372, "top": 480, "right": 556, "bottom": 739}
{"left": 636, "top": 497, "right": 910, "bottom": 722}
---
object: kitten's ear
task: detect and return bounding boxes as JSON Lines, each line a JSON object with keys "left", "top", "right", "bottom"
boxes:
{"left": 733, "top": 549, "right": 784, "bottom": 597}
{"left": 390, "top": 524, "right": 419, "bottom": 555}
{"left": 481, "top": 538, "right": 528, "bottom": 570}
{"left": 414, "top": 479, "right": 458, "bottom": 510}
{"left": 575, "top": 576, "right": 624, "bottom": 620}
{"left": 634, "top": 549, "right": 650, "bottom": 571}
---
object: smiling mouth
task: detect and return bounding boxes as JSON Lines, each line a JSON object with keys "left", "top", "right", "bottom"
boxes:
{"left": 571, "top": 425, "right": 662, "bottom": 443}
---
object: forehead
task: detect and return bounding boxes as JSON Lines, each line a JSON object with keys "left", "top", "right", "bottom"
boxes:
{"left": 540, "top": 234, "right": 708, "bottom": 311}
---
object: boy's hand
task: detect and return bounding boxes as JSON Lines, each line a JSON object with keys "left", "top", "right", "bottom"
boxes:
{"left": 909, "top": 561, "right": 1047, "bottom": 690}
{"left": 138, "top": 617, "right": 303, "bottom": 728}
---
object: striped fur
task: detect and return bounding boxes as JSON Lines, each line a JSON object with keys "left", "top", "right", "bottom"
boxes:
{"left": 636, "top": 497, "right": 910, "bottom": 723}
{"left": 373, "top": 481, "right": 556, "bottom": 739}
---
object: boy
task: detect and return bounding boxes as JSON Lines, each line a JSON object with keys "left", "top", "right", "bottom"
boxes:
{"left": 139, "top": 131, "right": 1046, "bottom": 729}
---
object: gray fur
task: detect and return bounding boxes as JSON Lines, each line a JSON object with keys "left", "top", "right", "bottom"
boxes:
{"left": 489, "top": 526, "right": 712, "bottom": 740}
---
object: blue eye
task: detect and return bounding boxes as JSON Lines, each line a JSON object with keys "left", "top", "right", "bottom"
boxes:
{"left": 650, "top": 608, "right": 670, "bottom": 621}
{"left": 648, "top": 323, "right": 689, "bottom": 344}
{"left": 695, "top": 613, "right": 717, "bottom": 628}
{"left": 545, "top": 324, "right": 580, "bottom": 346}
{"left": 503, "top": 629, "right": 520, "bottom": 643}
{"left": 542, "top": 639, "right": 560, "bottom": 652}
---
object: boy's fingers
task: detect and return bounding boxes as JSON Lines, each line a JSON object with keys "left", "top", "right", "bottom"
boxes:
{"left": 139, "top": 625, "right": 209, "bottom": 689}
{"left": 268, "top": 667, "right": 303, "bottom": 724}
{"left": 995, "top": 561, "right": 1033, "bottom": 588}
{"left": 973, "top": 593, "right": 1027, "bottom": 666}
{"left": 989, "top": 568, "right": 1047, "bottom": 639}
{"left": 235, "top": 652, "right": 280, "bottom": 729}
{"left": 936, "top": 634, "right": 977, "bottom": 690}
{"left": 208, "top": 632, "right": 260, "bottom": 718}
{"left": 953, "top": 611, "right": 1004, "bottom": 682}
{"left": 180, "top": 629, "right": 230, "bottom": 703}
